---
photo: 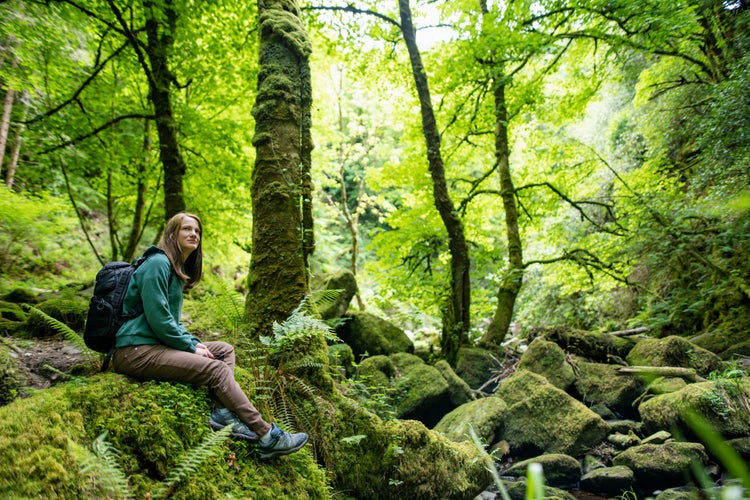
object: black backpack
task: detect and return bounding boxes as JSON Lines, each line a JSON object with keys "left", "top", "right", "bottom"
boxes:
{"left": 83, "top": 256, "right": 148, "bottom": 357}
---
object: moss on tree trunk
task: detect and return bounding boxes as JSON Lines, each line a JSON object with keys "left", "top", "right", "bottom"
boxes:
{"left": 245, "top": 0, "right": 313, "bottom": 337}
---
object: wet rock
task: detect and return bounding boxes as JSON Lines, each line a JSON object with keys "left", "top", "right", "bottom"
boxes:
{"left": 607, "top": 431, "right": 641, "bottom": 449}
{"left": 455, "top": 347, "right": 501, "bottom": 391}
{"left": 391, "top": 353, "right": 453, "bottom": 427}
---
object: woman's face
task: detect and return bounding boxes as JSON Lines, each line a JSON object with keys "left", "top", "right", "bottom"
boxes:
{"left": 177, "top": 216, "right": 201, "bottom": 258}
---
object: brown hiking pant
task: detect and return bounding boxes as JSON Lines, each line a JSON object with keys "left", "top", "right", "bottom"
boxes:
{"left": 112, "top": 341, "right": 271, "bottom": 436}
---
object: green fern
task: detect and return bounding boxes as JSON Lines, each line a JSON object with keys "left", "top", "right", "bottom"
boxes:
{"left": 80, "top": 427, "right": 233, "bottom": 499}
{"left": 79, "top": 432, "right": 133, "bottom": 500}
{"left": 260, "top": 296, "right": 339, "bottom": 354}
{"left": 152, "top": 424, "right": 233, "bottom": 499}
{"left": 25, "top": 305, "right": 99, "bottom": 366}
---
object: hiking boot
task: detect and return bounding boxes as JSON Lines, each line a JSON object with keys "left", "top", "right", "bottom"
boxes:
{"left": 258, "top": 423, "right": 308, "bottom": 459}
{"left": 209, "top": 408, "right": 258, "bottom": 441}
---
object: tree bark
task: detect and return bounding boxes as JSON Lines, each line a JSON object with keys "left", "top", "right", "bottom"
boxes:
{"left": 398, "top": 0, "right": 471, "bottom": 364}
{"left": 246, "top": 0, "right": 313, "bottom": 337}
{"left": 481, "top": 82, "right": 524, "bottom": 347}
{"left": 143, "top": 0, "right": 185, "bottom": 219}
{"left": 0, "top": 87, "right": 15, "bottom": 177}
{"left": 5, "top": 90, "right": 26, "bottom": 189}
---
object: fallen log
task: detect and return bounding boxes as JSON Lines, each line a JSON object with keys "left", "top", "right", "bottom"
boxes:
{"left": 616, "top": 365, "right": 706, "bottom": 383}
{"left": 607, "top": 327, "right": 649, "bottom": 337}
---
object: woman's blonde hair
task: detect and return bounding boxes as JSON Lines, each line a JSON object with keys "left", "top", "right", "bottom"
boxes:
{"left": 158, "top": 212, "right": 203, "bottom": 289}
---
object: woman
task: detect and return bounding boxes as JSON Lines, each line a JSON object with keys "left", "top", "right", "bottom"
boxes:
{"left": 112, "top": 212, "right": 307, "bottom": 459}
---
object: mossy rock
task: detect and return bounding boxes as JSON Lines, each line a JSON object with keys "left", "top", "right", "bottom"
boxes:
{"left": 499, "top": 479, "right": 577, "bottom": 500}
{"left": 626, "top": 336, "right": 724, "bottom": 377}
{"left": 392, "top": 354, "right": 452, "bottom": 427}
{"left": 310, "top": 270, "right": 358, "bottom": 320}
{"left": 434, "top": 359, "right": 473, "bottom": 406}
{"left": 580, "top": 465, "right": 635, "bottom": 497}
{"left": 335, "top": 311, "right": 413, "bottom": 360}
{"left": 27, "top": 298, "right": 88, "bottom": 337}
{"left": 572, "top": 359, "right": 644, "bottom": 418}
{"left": 638, "top": 378, "right": 750, "bottom": 439}
{"left": 328, "top": 343, "right": 355, "bottom": 377}
{"left": 433, "top": 396, "right": 507, "bottom": 444}
{"left": 2, "top": 288, "right": 39, "bottom": 304}
{"left": 518, "top": 338, "right": 575, "bottom": 390}
{"left": 496, "top": 370, "right": 609, "bottom": 457}
{"left": 539, "top": 326, "right": 635, "bottom": 362}
{"left": 503, "top": 453, "right": 581, "bottom": 489}
{"left": 0, "top": 301, "right": 27, "bottom": 322}
{"left": 612, "top": 441, "right": 708, "bottom": 493}
{"left": 455, "top": 346, "right": 499, "bottom": 390}
{"left": 0, "top": 346, "right": 21, "bottom": 405}
{"left": 329, "top": 394, "right": 491, "bottom": 499}
{"left": 0, "top": 373, "right": 329, "bottom": 499}
{"left": 356, "top": 354, "right": 394, "bottom": 387}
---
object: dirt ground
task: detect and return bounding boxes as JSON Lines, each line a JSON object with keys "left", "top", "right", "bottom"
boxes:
{"left": 3, "top": 336, "right": 91, "bottom": 391}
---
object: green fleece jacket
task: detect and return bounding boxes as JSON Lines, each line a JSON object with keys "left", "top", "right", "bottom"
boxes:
{"left": 115, "top": 246, "right": 200, "bottom": 352}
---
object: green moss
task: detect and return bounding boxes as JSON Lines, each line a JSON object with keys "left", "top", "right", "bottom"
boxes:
{"left": 626, "top": 335, "right": 725, "bottom": 376}
{"left": 258, "top": 9, "right": 312, "bottom": 57}
{"left": 518, "top": 338, "right": 575, "bottom": 390}
{"left": 0, "top": 374, "right": 330, "bottom": 498}
{"left": 0, "top": 346, "right": 20, "bottom": 404}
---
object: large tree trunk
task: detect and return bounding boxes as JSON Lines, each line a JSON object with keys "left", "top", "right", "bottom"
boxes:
{"left": 481, "top": 82, "right": 524, "bottom": 347}
{"left": 398, "top": 0, "right": 471, "bottom": 364}
{"left": 245, "top": 0, "right": 313, "bottom": 337}
{"left": 144, "top": 0, "right": 185, "bottom": 219}
{"left": 0, "top": 87, "right": 15, "bottom": 176}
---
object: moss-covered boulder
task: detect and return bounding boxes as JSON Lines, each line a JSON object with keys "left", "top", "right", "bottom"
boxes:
{"left": 612, "top": 441, "right": 708, "bottom": 493}
{"left": 580, "top": 465, "right": 635, "bottom": 497}
{"left": 455, "top": 346, "right": 500, "bottom": 390}
{"left": 573, "top": 359, "right": 644, "bottom": 418}
{"left": 638, "top": 378, "right": 750, "bottom": 438}
{"left": 328, "top": 343, "right": 355, "bottom": 378}
{"left": 496, "top": 371, "right": 609, "bottom": 457}
{"left": 330, "top": 395, "right": 491, "bottom": 499}
{"left": 500, "top": 479, "right": 577, "bottom": 500}
{"left": 503, "top": 453, "right": 581, "bottom": 488}
{"left": 517, "top": 338, "right": 575, "bottom": 390}
{"left": 626, "top": 336, "right": 724, "bottom": 377}
{"left": 336, "top": 311, "right": 413, "bottom": 360}
{"left": 310, "top": 270, "right": 358, "bottom": 320}
{"left": 433, "top": 396, "right": 507, "bottom": 443}
{"left": 356, "top": 354, "right": 394, "bottom": 387}
{"left": 0, "top": 300, "right": 27, "bottom": 322}
{"left": 27, "top": 298, "right": 88, "bottom": 337}
{"left": 0, "top": 346, "right": 20, "bottom": 405}
{"left": 391, "top": 353, "right": 453, "bottom": 427}
{"left": 0, "top": 374, "right": 329, "bottom": 499}
{"left": 538, "top": 326, "right": 635, "bottom": 363}
{"left": 434, "top": 359, "right": 474, "bottom": 406}
{"left": 2, "top": 288, "right": 39, "bottom": 305}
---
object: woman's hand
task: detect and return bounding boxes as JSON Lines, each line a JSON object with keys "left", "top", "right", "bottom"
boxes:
{"left": 195, "top": 343, "right": 215, "bottom": 359}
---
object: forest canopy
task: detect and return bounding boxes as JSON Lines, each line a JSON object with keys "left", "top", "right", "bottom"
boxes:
{"left": 1, "top": 0, "right": 749, "bottom": 350}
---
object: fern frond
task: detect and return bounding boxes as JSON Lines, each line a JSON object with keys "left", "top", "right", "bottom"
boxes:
{"left": 205, "top": 277, "right": 245, "bottom": 329}
{"left": 305, "top": 289, "right": 344, "bottom": 316}
{"left": 26, "top": 306, "right": 98, "bottom": 365}
{"left": 152, "top": 425, "right": 232, "bottom": 499}
{"left": 79, "top": 432, "right": 132, "bottom": 499}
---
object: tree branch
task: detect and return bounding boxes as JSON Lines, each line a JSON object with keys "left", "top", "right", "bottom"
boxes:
{"left": 37, "top": 113, "right": 154, "bottom": 154}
